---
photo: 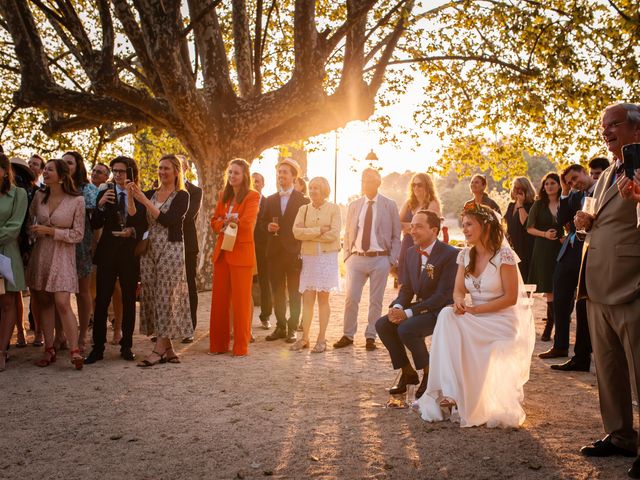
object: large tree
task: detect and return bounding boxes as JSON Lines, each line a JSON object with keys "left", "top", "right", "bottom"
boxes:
{"left": 2, "top": 1, "right": 639, "bottom": 284}
{"left": 0, "top": 0, "right": 424, "bottom": 283}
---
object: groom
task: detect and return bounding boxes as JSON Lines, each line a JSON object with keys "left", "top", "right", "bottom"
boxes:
{"left": 375, "top": 210, "right": 458, "bottom": 399}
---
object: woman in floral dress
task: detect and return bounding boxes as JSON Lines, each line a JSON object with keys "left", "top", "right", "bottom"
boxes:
{"left": 129, "top": 154, "right": 192, "bottom": 366}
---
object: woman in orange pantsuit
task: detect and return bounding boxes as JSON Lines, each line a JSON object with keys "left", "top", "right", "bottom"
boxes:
{"left": 210, "top": 158, "right": 260, "bottom": 356}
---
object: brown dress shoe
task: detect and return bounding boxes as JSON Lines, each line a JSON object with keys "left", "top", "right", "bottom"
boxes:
{"left": 365, "top": 338, "right": 377, "bottom": 351}
{"left": 333, "top": 336, "right": 354, "bottom": 348}
{"left": 538, "top": 347, "right": 569, "bottom": 359}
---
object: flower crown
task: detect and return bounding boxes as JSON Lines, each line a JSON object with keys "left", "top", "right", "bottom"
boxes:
{"left": 463, "top": 202, "right": 499, "bottom": 225}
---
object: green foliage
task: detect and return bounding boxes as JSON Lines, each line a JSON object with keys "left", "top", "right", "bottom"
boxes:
{"left": 133, "top": 129, "right": 189, "bottom": 190}
{"left": 411, "top": 0, "right": 638, "bottom": 168}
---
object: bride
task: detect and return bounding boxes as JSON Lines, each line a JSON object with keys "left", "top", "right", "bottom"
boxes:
{"left": 416, "top": 204, "right": 535, "bottom": 427}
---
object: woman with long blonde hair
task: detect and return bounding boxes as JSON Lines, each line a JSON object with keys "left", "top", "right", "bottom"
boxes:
{"left": 129, "top": 154, "right": 193, "bottom": 366}
{"left": 397, "top": 172, "right": 441, "bottom": 285}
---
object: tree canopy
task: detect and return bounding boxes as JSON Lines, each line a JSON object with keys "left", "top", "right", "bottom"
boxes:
{"left": 1, "top": 1, "right": 638, "bottom": 177}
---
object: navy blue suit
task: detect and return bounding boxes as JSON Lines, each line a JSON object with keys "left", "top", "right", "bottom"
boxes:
{"left": 376, "top": 240, "right": 458, "bottom": 370}
{"left": 552, "top": 190, "right": 592, "bottom": 363}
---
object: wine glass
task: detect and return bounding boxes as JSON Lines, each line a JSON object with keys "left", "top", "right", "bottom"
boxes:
{"left": 272, "top": 217, "right": 279, "bottom": 236}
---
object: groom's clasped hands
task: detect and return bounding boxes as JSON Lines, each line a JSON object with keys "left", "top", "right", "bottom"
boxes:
{"left": 387, "top": 306, "right": 407, "bottom": 324}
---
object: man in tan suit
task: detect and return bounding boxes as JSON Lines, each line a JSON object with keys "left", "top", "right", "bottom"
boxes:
{"left": 575, "top": 102, "right": 640, "bottom": 479}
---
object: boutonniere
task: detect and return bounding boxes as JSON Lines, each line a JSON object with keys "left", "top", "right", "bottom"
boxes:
{"left": 425, "top": 264, "right": 435, "bottom": 280}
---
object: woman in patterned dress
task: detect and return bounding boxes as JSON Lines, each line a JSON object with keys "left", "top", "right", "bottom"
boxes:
{"left": 129, "top": 154, "right": 192, "bottom": 366}
{"left": 27, "top": 159, "right": 86, "bottom": 370}
{"left": 62, "top": 151, "right": 98, "bottom": 352}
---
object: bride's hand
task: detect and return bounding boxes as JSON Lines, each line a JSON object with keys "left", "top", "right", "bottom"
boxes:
{"left": 453, "top": 301, "right": 466, "bottom": 315}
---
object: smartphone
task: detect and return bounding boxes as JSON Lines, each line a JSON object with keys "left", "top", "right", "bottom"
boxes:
{"left": 622, "top": 143, "right": 640, "bottom": 179}
{"left": 126, "top": 167, "right": 135, "bottom": 182}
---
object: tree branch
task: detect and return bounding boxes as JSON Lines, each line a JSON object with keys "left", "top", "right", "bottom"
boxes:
{"left": 364, "top": 54, "right": 540, "bottom": 76}
{"left": 367, "top": 0, "right": 414, "bottom": 94}
{"left": 186, "top": 0, "right": 235, "bottom": 109}
{"left": 232, "top": 0, "right": 255, "bottom": 97}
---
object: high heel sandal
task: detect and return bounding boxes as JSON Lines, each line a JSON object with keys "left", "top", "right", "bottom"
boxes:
{"left": 70, "top": 349, "right": 84, "bottom": 371}
{"left": 35, "top": 347, "right": 57, "bottom": 367}
{"left": 438, "top": 396, "right": 457, "bottom": 416}
{"left": 137, "top": 350, "right": 165, "bottom": 367}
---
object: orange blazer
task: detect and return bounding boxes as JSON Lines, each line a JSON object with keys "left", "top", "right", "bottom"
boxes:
{"left": 211, "top": 190, "right": 260, "bottom": 267}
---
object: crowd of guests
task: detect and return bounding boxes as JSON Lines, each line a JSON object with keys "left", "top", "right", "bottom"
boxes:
{"left": 1, "top": 101, "right": 639, "bottom": 478}
{"left": 0, "top": 150, "right": 203, "bottom": 370}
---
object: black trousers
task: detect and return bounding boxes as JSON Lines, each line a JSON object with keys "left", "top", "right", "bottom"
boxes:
{"left": 552, "top": 243, "right": 592, "bottom": 362}
{"left": 92, "top": 254, "right": 139, "bottom": 352}
{"left": 185, "top": 250, "right": 198, "bottom": 330}
{"left": 255, "top": 244, "right": 272, "bottom": 320}
{"left": 269, "top": 251, "right": 301, "bottom": 333}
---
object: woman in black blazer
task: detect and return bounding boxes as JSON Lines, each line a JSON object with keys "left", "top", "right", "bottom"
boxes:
{"left": 129, "top": 154, "right": 193, "bottom": 366}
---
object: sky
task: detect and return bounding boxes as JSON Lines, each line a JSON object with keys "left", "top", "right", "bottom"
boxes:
{"left": 251, "top": 81, "right": 440, "bottom": 202}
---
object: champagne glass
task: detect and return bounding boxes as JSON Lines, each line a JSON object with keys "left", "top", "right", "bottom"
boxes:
{"left": 577, "top": 197, "right": 596, "bottom": 235}
{"left": 272, "top": 217, "right": 279, "bottom": 236}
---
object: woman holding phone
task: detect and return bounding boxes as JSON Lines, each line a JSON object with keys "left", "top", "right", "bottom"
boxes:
{"left": 128, "top": 154, "right": 192, "bottom": 366}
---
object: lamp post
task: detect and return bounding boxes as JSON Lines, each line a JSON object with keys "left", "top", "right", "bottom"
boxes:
{"left": 365, "top": 149, "right": 379, "bottom": 167}
{"left": 333, "top": 130, "right": 339, "bottom": 203}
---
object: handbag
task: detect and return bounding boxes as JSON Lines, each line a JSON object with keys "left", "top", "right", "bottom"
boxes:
{"left": 221, "top": 222, "right": 238, "bottom": 251}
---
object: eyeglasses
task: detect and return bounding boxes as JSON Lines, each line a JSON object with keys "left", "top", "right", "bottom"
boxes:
{"left": 112, "top": 168, "right": 127, "bottom": 174}
{"left": 599, "top": 120, "right": 628, "bottom": 135}
{"left": 411, "top": 183, "right": 425, "bottom": 188}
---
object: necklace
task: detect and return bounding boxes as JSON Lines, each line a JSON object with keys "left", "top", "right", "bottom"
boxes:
{"left": 472, "top": 276, "right": 482, "bottom": 293}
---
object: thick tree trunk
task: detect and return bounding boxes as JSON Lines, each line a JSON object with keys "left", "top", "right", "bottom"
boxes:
{"left": 193, "top": 156, "right": 225, "bottom": 291}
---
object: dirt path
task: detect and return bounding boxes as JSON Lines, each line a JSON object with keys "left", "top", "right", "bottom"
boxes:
{"left": 1, "top": 281, "right": 637, "bottom": 479}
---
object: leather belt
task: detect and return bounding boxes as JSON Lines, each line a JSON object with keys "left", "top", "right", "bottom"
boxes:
{"left": 353, "top": 251, "right": 389, "bottom": 257}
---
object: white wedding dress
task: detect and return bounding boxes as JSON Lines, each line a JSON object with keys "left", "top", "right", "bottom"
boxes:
{"left": 416, "top": 246, "right": 535, "bottom": 428}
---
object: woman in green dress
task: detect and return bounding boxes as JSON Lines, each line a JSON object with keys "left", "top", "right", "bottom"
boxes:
{"left": 0, "top": 153, "right": 28, "bottom": 372}
{"left": 526, "top": 172, "right": 563, "bottom": 342}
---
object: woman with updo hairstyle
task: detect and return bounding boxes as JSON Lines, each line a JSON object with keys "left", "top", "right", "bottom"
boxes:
{"left": 0, "top": 153, "right": 28, "bottom": 371}
{"left": 416, "top": 203, "right": 535, "bottom": 428}
{"left": 209, "top": 158, "right": 260, "bottom": 357}
{"left": 62, "top": 150, "right": 98, "bottom": 353}
{"left": 27, "top": 159, "right": 86, "bottom": 370}
{"left": 397, "top": 172, "right": 441, "bottom": 285}
{"left": 504, "top": 177, "right": 536, "bottom": 280}
{"left": 129, "top": 154, "right": 193, "bottom": 366}
{"left": 291, "top": 176, "right": 341, "bottom": 353}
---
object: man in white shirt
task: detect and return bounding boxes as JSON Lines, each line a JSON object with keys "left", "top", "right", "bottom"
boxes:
{"left": 334, "top": 168, "right": 401, "bottom": 350}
